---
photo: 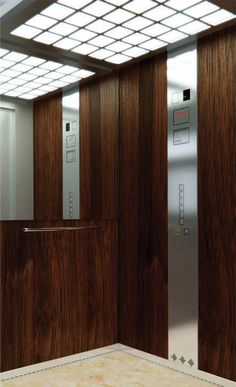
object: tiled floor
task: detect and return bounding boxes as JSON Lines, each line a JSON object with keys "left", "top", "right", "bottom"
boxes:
{"left": 2, "top": 350, "right": 220, "bottom": 387}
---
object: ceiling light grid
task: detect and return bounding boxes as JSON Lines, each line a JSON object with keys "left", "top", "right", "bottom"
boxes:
{"left": 0, "top": 50, "right": 95, "bottom": 100}
{"left": 7, "top": 0, "right": 236, "bottom": 68}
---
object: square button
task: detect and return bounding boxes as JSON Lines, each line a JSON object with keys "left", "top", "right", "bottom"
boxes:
{"left": 184, "top": 228, "right": 190, "bottom": 235}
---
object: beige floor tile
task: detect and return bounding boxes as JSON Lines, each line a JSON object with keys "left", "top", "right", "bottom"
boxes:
{"left": 2, "top": 351, "right": 219, "bottom": 387}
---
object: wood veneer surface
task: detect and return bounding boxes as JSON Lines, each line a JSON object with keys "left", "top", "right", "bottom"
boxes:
{"left": 34, "top": 94, "right": 63, "bottom": 220}
{"left": 80, "top": 75, "right": 119, "bottom": 220}
{"left": 0, "top": 220, "right": 117, "bottom": 371}
{"left": 119, "top": 54, "right": 168, "bottom": 358}
{"left": 198, "top": 26, "right": 236, "bottom": 381}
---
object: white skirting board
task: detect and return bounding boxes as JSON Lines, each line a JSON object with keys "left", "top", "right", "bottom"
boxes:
{"left": 1, "top": 343, "right": 234, "bottom": 387}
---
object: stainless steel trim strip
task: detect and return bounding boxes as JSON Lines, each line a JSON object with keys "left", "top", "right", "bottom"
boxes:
{"left": 167, "top": 42, "right": 198, "bottom": 369}
{"left": 22, "top": 226, "right": 102, "bottom": 233}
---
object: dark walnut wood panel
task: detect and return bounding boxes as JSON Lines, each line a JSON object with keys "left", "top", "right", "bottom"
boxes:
{"left": 198, "top": 26, "right": 236, "bottom": 381}
{"left": 34, "top": 93, "right": 62, "bottom": 220}
{"left": 80, "top": 75, "right": 119, "bottom": 220}
{"left": 0, "top": 220, "right": 117, "bottom": 371}
{"left": 119, "top": 53, "right": 168, "bottom": 358}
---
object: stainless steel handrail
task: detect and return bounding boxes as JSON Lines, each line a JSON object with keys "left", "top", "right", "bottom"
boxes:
{"left": 22, "top": 226, "right": 102, "bottom": 233}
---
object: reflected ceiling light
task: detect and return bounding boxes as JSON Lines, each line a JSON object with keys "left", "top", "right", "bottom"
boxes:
{"left": 159, "top": 30, "right": 187, "bottom": 43}
{"left": 0, "top": 59, "right": 17, "bottom": 68}
{"left": 71, "top": 43, "right": 97, "bottom": 55}
{"left": 38, "top": 85, "right": 58, "bottom": 92}
{"left": 26, "top": 14, "right": 58, "bottom": 30}
{"left": 20, "top": 93, "right": 38, "bottom": 100}
{"left": 140, "top": 38, "right": 167, "bottom": 50}
{"left": 7, "top": 78, "right": 27, "bottom": 86}
{"left": 11, "top": 24, "right": 42, "bottom": 39}
{"left": 28, "top": 68, "right": 49, "bottom": 76}
{"left": 83, "top": 1, "right": 115, "bottom": 17}
{"left": 40, "top": 61, "right": 63, "bottom": 70}
{"left": 184, "top": 1, "right": 219, "bottom": 18}
{"left": 1, "top": 69, "right": 21, "bottom": 78}
{"left": 105, "top": 0, "right": 127, "bottom": 5}
{"left": 105, "top": 26, "right": 133, "bottom": 39}
{"left": 105, "top": 53, "right": 131, "bottom": 64}
{"left": 30, "top": 89, "right": 48, "bottom": 96}
{"left": 58, "top": 0, "right": 93, "bottom": 9}
{"left": 104, "top": 8, "right": 135, "bottom": 24}
{"left": 58, "top": 75, "right": 79, "bottom": 83}
{"left": 124, "top": 0, "right": 157, "bottom": 14}
{"left": 36, "top": 76, "right": 53, "bottom": 84}
{"left": 106, "top": 41, "right": 131, "bottom": 52}
{"left": 4, "top": 90, "right": 23, "bottom": 97}
{"left": 22, "top": 57, "right": 46, "bottom": 66}
{"left": 89, "top": 48, "right": 115, "bottom": 59}
{"left": 4, "top": 52, "right": 27, "bottom": 61}
{"left": 178, "top": 20, "right": 210, "bottom": 34}
{"left": 89, "top": 35, "right": 115, "bottom": 47}
{"left": 123, "top": 32, "right": 149, "bottom": 45}
{"left": 34, "top": 31, "right": 61, "bottom": 45}
{"left": 201, "top": 9, "right": 235, "bottom": 25}
{"left": 65, "top": 11, "right": 95, "bottom": 27}
{"left": 0, "top": 49, "right": 89, "bottom": 100}
{"left": 72, "top": 69, "right": 95, "bottom": 78}
{"left": 86, "top": 19, "right": 115, "bottom": 33}
{"left": 123, "top": 16, "right": 153, "bottom": 31}
{"left": 165, "top": 0, "right": 202, "bottom": 11}
{"left": 0, "top": 75, "right": 11, "bottom": 82}
{"left": 23, "top": 81, "right": 41, "bottom": 88}
{"left": 49, "top": 22, "right": 78, "bottom": 36}
{"left": 41, "top": 3, "right": 75, "bottom": 20}
{"left": 143, "top": 5, "right": 176, "bottom": 22}
{"left": 70, "top": 29, "right": 97, "bottom": 42}
{"left": 0, "top": 48, "right": 9, "bottom": 57}
{"left": 142, "top": 23, "right": 170, "bottom": 37}
{"left": 18, "top": 73, "right": 38, "bottom": 81}
{"left": 161, "top": 13, "right": 193, "bottom": 28}
{"left": 10, "top": 86, "right": 31, "bottom": 94}
{"left": 53, "top": 37, "right": 79, "bottom": 49}
{"left": 123, "top": 46, "right": 148, "bottom": 58}
{"left": 45, "top": 71, "right": 62, "bottom": 80}
{"left": 0, "top": 84, "right": 15, "bottom": 92}
{"left": 57, "top": 65, "right": 79, "bottom": 74}
{"left": 49, "top": 80, "right": 70, "bottom": 87}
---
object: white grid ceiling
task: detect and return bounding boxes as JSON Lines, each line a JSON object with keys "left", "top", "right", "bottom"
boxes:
{"left": 0, "top": 0, "right": 235, "bottom": 100}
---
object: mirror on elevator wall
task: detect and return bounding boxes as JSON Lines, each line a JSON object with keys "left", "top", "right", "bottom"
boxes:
{"left": 0, "top": 90, "right": 80, "bottom": 221}
{"left": 0, "top": 98, "right": 34, "bottom": 220}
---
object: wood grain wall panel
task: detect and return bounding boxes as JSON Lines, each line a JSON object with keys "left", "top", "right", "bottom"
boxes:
{"left": 0, "top": 220, "right": 117, "bottom": 371}
{"left": 119, "top": 53, "right": 168, "bottom": 358}
{"left": 87, "top": 222, "right": 118, "bottom": 349}
{"left": 100, "top": 77, "right": 119, "bottom": 219}
{"left": 34, "top": 94, "right": 62, "bottom": 220}
{"left": 80, "top": 76, "right": 119, "bottom": 220}
{"left": 198, "top": 26, "right": 236, "bottom": 381}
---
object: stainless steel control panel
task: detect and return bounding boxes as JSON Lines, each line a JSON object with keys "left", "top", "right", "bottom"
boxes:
{"left": 167, "top": 43, "right": 198, "bottom": 369}
{"left": 62, "top": 91, "right": 80, "bottom": 219}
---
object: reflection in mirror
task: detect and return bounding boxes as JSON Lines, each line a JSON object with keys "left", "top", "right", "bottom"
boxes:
{"left": 62, "top": 91, "right": 80, "bottom": 219}
{"left": 0, "top": 98, "right": 34, "bottom": 220}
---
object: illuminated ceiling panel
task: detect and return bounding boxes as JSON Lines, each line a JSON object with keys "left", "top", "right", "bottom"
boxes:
{"left": 0, "top": 0, "right": 235, "bottom": 100}
{"left": 0, "top": 49, "right": 95, "bottom": 100}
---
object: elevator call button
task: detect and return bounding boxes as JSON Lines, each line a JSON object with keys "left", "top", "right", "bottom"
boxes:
{"left": 173, "top": 107, "right": 189, "bottom": 125}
